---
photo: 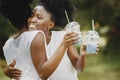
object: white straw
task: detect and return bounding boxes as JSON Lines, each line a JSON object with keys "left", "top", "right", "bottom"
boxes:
{"left": 92, "top": 19, "right": 95, "bottom": 31}
{"left": 65, "top": 10, "right": 70, "bottom": 23}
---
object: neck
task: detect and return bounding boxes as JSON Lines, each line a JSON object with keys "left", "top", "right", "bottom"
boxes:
{"left": 44, "top": 30, "right": 52, "bottom": 44}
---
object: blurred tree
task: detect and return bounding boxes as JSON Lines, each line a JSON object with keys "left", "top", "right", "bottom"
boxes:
{"left": 0, "top": 13, "right": 17, "bottom": 59}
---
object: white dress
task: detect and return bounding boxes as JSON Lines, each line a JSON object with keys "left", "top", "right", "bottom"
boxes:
{"left": 3, "top": 30, "right": 78, "bottom": 80}
{"left": 3, "top": 30, "right": 44, "bottom": 80}
{"left": 46, "top": 31, "right": 78, "bottom": 80}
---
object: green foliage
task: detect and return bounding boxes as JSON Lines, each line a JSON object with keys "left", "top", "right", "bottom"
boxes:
{"left": 78, "top": 54, "right": 120, "bottom": 80}
{"left": 73, "top": 0, "right": 120, "bottom": 27}
{"left": 30, "top": 0, "right": 39, "bottom": 9}
{"left": 0, "top": 13, "right": 17, "bottom": 36}
{"left": 0, "top": 59, "right": 10, "bottom": 80}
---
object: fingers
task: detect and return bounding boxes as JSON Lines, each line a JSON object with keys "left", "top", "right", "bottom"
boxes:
{"left": 4, "top": 61, "right": 22, "bottom": 79}
{"left": 10, "top": 70, "right": 22, "bottom": 79}
{"left": 9, "top": 67, "right": 22, "bottom": 75}
{"left": 96, "top": 44, "right": 99, "bottom": 52}
{"left": 63, "top": 32, "right": 79, "bottom": 47}
{"left": 65, "top": 32, "right": 77, "bottom": 39}
{"left": 9, "top": 59, "right": 16, "bottom": 67}
{"left": 7, "top": 67, "right": 22, "bottom": 79}
{"left": 65, "top": 32, "right": 79, "bottom": 44}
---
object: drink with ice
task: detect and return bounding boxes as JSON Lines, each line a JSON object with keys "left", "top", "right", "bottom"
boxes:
{"left": 64, "top": 10, "right": 82, "bottom": 46}
{"left": 65, "top": 21, "right": 82, "bottom": 46}
{"left": 86, "top": 30, "right": 99, "bottom": 54}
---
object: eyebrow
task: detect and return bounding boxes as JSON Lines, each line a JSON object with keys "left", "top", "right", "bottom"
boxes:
{"left": 37, "top": 12, "right": 43, "bottom": 17}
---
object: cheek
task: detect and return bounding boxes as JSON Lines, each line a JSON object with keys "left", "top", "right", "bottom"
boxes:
{"left": 36, "top": 21, "right": 48, "bottom": 30}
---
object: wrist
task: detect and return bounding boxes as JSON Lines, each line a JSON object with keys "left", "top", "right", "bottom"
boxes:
{"left": 60, "top": 43, "right": 68, "bottom": 51}
{"left": 60, "top": 42, "right": 68, "bottom": 49}
{"left": 80, "top": 51, "right": 86, "bottom": 57}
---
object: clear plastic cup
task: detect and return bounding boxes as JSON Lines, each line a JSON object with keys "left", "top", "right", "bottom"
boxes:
{"left": 65, "top": 21, "right": 82, "bottom": 46}
{"left": 86, "top": 30, "right": 100, "bottom": 54}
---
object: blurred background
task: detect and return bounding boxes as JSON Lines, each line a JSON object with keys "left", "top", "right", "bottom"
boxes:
{"left": 0, "top": 0, "right": 120, "bottom": 80}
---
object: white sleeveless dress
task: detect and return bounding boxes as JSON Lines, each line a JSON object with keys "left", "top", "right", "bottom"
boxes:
{"left": 46, "top": 31, "right": 78, "bottom": 80}
{"left": 3, "top": 30, "right": 44, "bottom": 80}
{"left": 3, "top": 30, "right": 78, "bottom": 80}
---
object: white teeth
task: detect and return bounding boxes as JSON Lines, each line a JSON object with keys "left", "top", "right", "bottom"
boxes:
{"left": 29, "top": 24, "right": 36, "bottom": 28}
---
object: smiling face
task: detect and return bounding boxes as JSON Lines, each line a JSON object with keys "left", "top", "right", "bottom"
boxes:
{"left": 29, "top": 5, "right": 54, "bottom": 32}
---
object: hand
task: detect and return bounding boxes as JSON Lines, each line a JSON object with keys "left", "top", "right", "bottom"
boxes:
{"left": 62, "top": 32, "right": 79, "bottom": 48}
{"left": 96, "top": 44, "right": 99, "bottom": 52}
{"left": 80, "top": 44, "right": 86, "bottom": 56}
{"left": 80, "top": 43, "right": 100, "bottom": 56}
{"left": 4, "top": 60, "right": 22, "bottom": 79}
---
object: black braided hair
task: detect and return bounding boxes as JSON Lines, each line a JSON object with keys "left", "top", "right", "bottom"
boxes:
{"left": 39, "top": 0, "right": 75, "bottom": 28}
{"left": 0, "top": 0, "right": 33, "bottom": 30}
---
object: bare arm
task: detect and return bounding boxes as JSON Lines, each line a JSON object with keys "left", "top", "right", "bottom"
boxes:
{"left": 68, "top": 43, "right": 99, "bottom": 72}
{"left": 67, "top": 44, "right": 86, "bottom": 72}
{"left": 30, "top": 32, "right": 77, "bottom": 80}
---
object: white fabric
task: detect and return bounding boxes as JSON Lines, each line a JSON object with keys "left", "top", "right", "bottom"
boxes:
{"left": 46, "top": 31, "right": 78, "bottom": 80}
{"left": 3, "top": 30, "right": 45, "bottom": 80}
{"left": 3, "top": 30, "right": 78, "bottom": 80}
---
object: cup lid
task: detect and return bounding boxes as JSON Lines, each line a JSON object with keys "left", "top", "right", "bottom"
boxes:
{"left": 66, "top": 22, "right": 80, "bottom": 28}
{"left": 86, "top": 30, "right": 100, "bottom": 38}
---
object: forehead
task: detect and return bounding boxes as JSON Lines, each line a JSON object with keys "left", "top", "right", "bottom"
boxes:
{"left": 33, "top": 6, "right": 48, "bottom": 15}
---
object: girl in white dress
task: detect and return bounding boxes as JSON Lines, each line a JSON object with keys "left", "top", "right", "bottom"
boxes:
{"left": 28, "top": 1, "right": 86, "bottom": 79}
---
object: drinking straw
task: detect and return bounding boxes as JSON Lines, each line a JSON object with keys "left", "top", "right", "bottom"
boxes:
{"left": 92, "top": 19, "right": 95, "bottom": 32}
{"left": 65, "top": 10, "right": 70, "bottom": 23}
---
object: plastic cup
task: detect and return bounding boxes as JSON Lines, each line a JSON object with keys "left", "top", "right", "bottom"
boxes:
{"left": 65, "top": 21, "right": 82, "bottom": 46}
{"left": 86, "top": 30, "right": 99, "bottom": 54}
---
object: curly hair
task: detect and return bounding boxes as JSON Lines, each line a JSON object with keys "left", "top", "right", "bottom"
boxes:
{"left": 39, "top": 0, "right": 75, "bottom": 27}
{"left": 0, "top": 0, "right": 33, "bottom": 30}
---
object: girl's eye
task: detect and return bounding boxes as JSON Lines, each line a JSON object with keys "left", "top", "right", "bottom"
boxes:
{"left": 38, "top": 16, "right": 42, "bottom": 19}
{"left": 37, "top": 14, "right": 42, "bottom": 19}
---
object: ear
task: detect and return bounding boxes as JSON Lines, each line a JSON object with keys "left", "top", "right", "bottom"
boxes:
{"left": 48, "top": 21, "right": 55, "bottom": 29}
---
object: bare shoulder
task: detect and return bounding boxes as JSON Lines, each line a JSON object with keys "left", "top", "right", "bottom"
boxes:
{"left": 31, "top": 31, "right": 46, "bottom": 48}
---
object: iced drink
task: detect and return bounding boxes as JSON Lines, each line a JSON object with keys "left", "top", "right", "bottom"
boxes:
{"left": 86, "top": 30, "right": 99, "bottom": 54}
{"left": 65, "top": 21, "right": 82, "bottom": 46}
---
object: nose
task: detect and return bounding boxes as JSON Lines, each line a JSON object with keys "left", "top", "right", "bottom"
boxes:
{"left": 31, "top": 17, "right": 37, "bottom": 23}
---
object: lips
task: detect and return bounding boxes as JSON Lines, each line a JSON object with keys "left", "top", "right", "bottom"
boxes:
{"left": 29, "top": 24, "right": 36, "bottom": 28}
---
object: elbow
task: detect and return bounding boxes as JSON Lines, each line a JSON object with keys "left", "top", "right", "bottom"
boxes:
{"left": 40, "top": 76, "right": 48, "bottom": 80}
{"left": 75, "top": 65, "right": 85, "bottom": 73}
{"left": 36, "top": 64, "right": 49, "bottom": 79}
{"left": 36, "top": 63, "right": 54, "bottom": 79}
{"left": 80, "top": 67, "right": 84, "bottom": 72}
{"left": 76, "top": 67, "right": 85, "bottom": 73}
{"left": 39, "top": 73, "right": 49, "bottom": 80}
{"left": 38, "top": 68, "right": 50, "bottom": 80}
{"left": 80, "top": 66, "right": 85, "bottom": 72}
